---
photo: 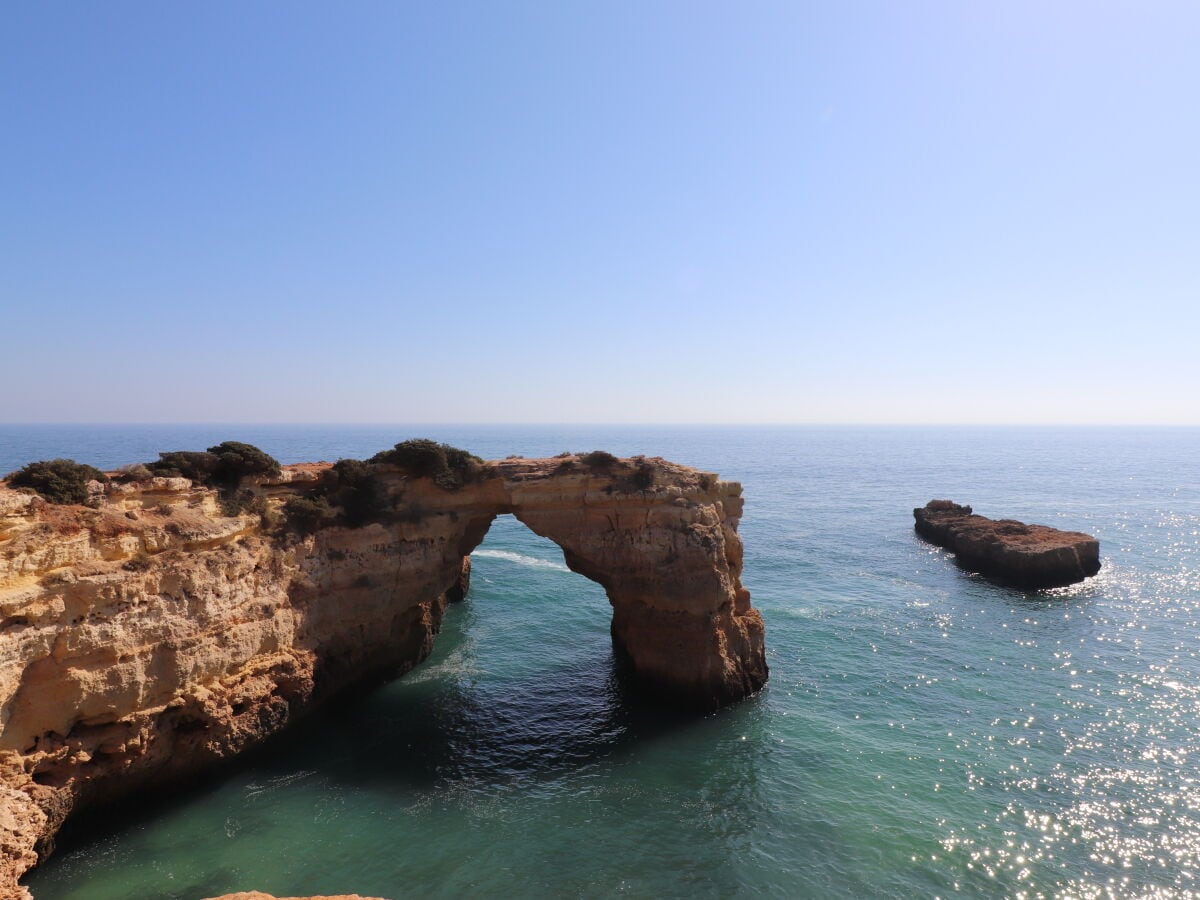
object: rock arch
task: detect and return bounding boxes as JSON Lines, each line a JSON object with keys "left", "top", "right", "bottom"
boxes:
{"left": 0, "top": 454, "right": 766, "bottom": 895}
{"left": 297, "top": 455, "right": 767, "bottom": 709}
{"left": 457, "top": 460, "right": 766, "bottom": 707}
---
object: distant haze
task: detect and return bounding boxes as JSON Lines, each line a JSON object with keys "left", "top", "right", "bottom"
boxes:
{"left": 3, "top": 3, "right": 1197, "bottom": 424}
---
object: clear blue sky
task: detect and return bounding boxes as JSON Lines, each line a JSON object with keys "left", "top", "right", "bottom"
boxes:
{"left": 3, "top": 2, "right": 1197, "bottom": 424}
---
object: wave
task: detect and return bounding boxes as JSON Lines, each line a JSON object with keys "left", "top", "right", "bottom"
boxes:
{"left": 472, "top": 549, "right": 569, "bottom": 572}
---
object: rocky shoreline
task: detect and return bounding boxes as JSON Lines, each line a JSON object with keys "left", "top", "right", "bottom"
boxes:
{"left": 0, "top": 451, "right": 766, "bottom": 897}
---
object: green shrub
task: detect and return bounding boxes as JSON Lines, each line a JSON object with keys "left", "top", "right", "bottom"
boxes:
{"left": 327, "top": 459, "right": 392, "bottom": 527}
{"left": 443, "top": 445, "right": 483, "bottom": 471}
{"left": 372, "top": 439, "right": 446, "bottom": 476}
{"left": 630, "top": 461, "right": 654, "bottom": 490}
{"left": 371, "top": 439, "right": 484, "bottom": 491}
{"left": 6, "top": 459, "right": 109, "bottom": 505}
{"left": 147, "top": 450, "right": 219, "bottom": 482}
{"left": 282, "top": 495, "right": 334, "bottom": 535}
{"left": 206, "top": 441, "right": 281, "bottom": 486}
{"left": 433, "top": 467, "right": 468, "bottom": 491}
{"left": 114, "top": 463, "right": 153, "bottom": 483}
{"left": 218, "top": 489, "right": 268, "bottom": 517}
{"left": 580, "top": 450, "right": 618, "bottom": 470}
{"left": 277, "top": 458, "right": 395, "bottom": 532}
{"left": 244, "top": 493, "right": 270, "bottom": 518}
{"left": 145, "top": 442, "right": 280, "bottom": 488}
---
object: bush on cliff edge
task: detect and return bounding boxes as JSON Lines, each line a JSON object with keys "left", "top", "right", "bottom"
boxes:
{"left": 5, "top": 459, "right": 109, "bottom": 505}
{"left": 147, "top": 450, "right": 219, "bottom": 482}
{"left": 206, "top": 441, "right": 281, "bottom": 485}
{"left": 580, "top": 450, "right": 618, "bottom": 470}
{"left": 146, "top": 442, "right": 280, "bottom": 487}
{"left": 370, "top": 439, "right": 484, "bottom": 491}
{"left": 324, "top": 458, "right": 392, "bottom": 527}
{"left": 282, "top": 495, "right": 334, "bottom": 535}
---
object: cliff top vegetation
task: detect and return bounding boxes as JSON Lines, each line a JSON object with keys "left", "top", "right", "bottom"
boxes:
{"left": 4, "top": 458, "right": 109, "bottom": 505}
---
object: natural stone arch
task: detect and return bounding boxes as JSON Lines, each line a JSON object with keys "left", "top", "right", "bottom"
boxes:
{"left": 417, "top": 457, "right": 767, "bottom": 708}
{"left": 213, "top": 456, "right": 762, "bottom": 729}
{"left": 506, "top": 492, "right": 764, "bottom": 708}
{"left": 0, "top": 454, "right": 767, "bottom": 895}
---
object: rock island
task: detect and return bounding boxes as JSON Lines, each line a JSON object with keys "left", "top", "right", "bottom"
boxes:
{"left": 914, "top": 499, "right": 1101, "bottom": 589}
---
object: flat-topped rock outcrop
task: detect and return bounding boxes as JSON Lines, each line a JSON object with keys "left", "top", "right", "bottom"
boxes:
{"left": 0, "top": 448, "right": 766, "bottom": 896}
{"left": 914, "top": 500, "right": 1101, "bottom": 589}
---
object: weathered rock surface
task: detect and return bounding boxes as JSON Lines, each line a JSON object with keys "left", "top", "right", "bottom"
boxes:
{"left": 914, "top": 500, "right": 1101, "bottom": 588}
{"left": 206, "top": 893, "right": 387, "bottom": 900}
{"left": 0, "top": 455, "right": 765, "bottom": 896}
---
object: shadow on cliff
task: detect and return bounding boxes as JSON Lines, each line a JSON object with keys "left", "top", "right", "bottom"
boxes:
{"left": 262, "top": 643, "right": 708, "bottom": 791}
{"left": 46, "top": 607, "right": 741, "bottom": 861}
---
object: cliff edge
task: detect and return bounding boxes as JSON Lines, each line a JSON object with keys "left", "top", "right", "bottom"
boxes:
{"left": 0, "top": 451, "right": 766, "bottom": 895}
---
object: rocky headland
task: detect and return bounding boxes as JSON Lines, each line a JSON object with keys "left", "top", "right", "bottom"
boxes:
{"left": 0, "top": 446, "right": 766, "bottom": 897}
{"left": 914, "top": 499, "right": 1101, "bottom": 588}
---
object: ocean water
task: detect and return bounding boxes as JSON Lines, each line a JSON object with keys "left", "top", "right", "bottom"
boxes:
{"left": 5, "top": 425, "right": 1199, "bottom": 899}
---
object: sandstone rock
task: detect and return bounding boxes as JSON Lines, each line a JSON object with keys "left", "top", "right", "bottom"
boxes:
{"left": 914, "top": 500, "right": 1101, "bottom": 588}
{"left": 0, "top": 454, "right": 766, "bottom": 896}
{"left": 0, "top": 786, "right": 42, "bottom": 900}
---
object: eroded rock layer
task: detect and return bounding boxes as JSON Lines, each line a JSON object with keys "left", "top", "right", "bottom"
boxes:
{"left": 914, "top": 499, "right": 1101, "bottom": 588}
{"left": 0, "top": 455, "right": 765, "bottom": 896}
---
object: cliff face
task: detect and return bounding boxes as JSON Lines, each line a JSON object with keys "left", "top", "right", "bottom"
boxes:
{"left": 0, "top": 456, "right": 766, "bottom": 896}
{"left": 914, "top": 499, "right": 1101, "bottom": 588}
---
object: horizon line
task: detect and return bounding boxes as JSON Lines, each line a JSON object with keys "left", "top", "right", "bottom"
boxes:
{"left": 3, "top": 422, "right": 1200, "bottom": 429}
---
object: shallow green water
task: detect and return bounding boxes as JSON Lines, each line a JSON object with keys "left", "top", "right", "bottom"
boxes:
{"left": 8, "top": 425, "right": 1200, "bottom": 898}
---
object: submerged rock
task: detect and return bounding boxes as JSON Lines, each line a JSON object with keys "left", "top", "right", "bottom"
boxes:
{"left": 914, "top": 500, "right": 1100, "bottom": 589}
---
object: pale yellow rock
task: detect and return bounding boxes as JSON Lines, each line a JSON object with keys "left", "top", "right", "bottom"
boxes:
{"left": 0, "top": 456, "right": 766, "bottom": 897}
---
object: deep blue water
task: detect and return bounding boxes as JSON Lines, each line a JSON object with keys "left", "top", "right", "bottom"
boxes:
{"left": 5, "top": 425, "right": 1199, "bottom": 899}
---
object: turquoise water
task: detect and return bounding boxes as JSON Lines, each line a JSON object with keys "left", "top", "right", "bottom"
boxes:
{"left": 6, "top": 425, "right": 1200, "bottom": 899}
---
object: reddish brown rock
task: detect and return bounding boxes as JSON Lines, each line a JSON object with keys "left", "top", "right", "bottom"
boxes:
{"left": 0, "top": 454, "right": 766, "bottom": 896}
{"left": 914, "top": 500, "right": 1101, "bottom": 588}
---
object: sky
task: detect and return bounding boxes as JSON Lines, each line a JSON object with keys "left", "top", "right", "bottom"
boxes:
{"left": 2, "top": 2, "right": 1197, "bottom": 425}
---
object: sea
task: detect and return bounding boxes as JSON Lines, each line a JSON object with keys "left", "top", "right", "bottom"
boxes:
{"left": 3, "top": 425, "right": 1198, "bottom": 900}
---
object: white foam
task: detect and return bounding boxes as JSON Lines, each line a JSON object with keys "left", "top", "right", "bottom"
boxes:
{"left": 473, "top": 549, "right": 569, "bottom": 572}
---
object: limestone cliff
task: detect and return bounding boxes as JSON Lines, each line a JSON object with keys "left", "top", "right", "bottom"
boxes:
{"left": 0, "top": 454, "right": 766, "bottom": 896}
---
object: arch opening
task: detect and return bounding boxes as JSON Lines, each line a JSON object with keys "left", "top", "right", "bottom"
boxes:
{"left": 416, "top": 461, "right": 769, "bottom": 711}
